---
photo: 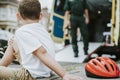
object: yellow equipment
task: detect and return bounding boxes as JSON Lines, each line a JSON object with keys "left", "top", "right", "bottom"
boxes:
{"left": 111, "top": 0, "right": 120, "bottom": 45}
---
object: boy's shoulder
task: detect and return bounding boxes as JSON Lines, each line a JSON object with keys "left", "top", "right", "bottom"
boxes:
{"left": 15, "top": 25, "right": 28, "bottom": 36}
{"left": 16, "top": 24, "right": 31, "bottom": 32}
{"left": 16, "top": 26, "right": 24, "bottom": 33}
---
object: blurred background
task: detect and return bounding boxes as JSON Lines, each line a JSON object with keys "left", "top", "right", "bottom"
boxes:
{"left": 0, "top": 0, "right": 112, "bottom": 46}
{"left": 0, "top": 0, "right": 120, "bottom": 62}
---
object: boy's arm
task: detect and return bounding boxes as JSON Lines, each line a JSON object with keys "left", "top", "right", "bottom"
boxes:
{"left": 0, "top": 45, "right": 15, "bottom": 66}
{"left": 33, "top": 46, "right": 67, "bottom": 78}
{"left": 33, "top": 46, "right": 82, "bottom": 80}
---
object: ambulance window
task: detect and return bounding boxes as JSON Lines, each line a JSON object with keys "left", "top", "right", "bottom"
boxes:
{"left": 54, "top": 0, "right": 65, "bottom": 15}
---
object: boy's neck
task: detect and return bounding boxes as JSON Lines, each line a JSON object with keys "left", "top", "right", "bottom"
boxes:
{"left": 22, "top": 19, "right": 39, "bottom": 25}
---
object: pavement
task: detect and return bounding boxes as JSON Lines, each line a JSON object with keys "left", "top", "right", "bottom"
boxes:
{"left": 55, "top": 42, "right": 102, "bottom": 63}
{"left": 9, "top": 62, "right": 120, "bottom": 80}
{"left": 7, "top": 42, "right": 120, "bottom": 80}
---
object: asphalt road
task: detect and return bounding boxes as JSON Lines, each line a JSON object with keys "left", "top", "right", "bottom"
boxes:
{"left": 47, "top": 62, "right": 120, "bottom": 80}
{"left": 9, "top": 61, "right": 120, "bottom": 80}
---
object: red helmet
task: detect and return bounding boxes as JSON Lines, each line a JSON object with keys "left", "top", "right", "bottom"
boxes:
{"left": 85, "top": 57, "right": 120, "bottom": 78}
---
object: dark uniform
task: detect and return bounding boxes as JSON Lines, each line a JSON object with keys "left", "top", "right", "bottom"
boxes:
{"left": 64, "top": 0, "right": 89, "bottom": 56}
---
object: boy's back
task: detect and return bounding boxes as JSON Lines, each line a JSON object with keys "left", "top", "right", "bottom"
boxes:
{"left": 15, "top": 23, "right": 55, "bottom": 78}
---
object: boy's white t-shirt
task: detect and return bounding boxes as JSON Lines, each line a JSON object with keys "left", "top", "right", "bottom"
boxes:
{"left": 15, "top": 23, "right": 55, "bottom": 78}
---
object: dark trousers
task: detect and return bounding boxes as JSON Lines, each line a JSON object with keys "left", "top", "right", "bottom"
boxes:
{"left": 70, "top": 15, "right": 89, "bottom": 53}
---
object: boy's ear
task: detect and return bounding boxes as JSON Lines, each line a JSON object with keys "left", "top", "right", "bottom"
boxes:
{"left": 16, "top": 12, "right": 22, "bottom": 21}
{"left": 39, "top": 13, "right": 42, "bottom": 20}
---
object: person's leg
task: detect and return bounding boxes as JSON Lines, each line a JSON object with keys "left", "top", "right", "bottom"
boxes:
{"left": 0, "top": 66, "right": 35, "bottom": 80}
{"left": 70, "top": 16, "right": 79, "bottom": 57}
{"left": 79, "top": 17, "right": 89, "bottom": 55}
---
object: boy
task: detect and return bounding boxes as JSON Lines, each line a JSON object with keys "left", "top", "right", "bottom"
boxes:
{"left": 0, "top": 0, "right": 82, "bottom": 80}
